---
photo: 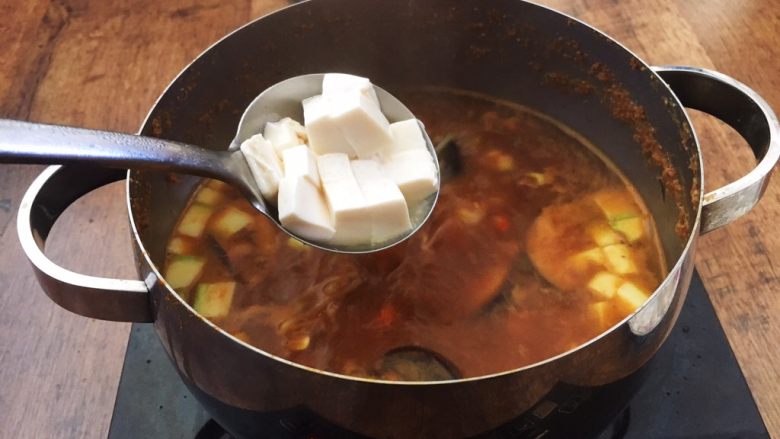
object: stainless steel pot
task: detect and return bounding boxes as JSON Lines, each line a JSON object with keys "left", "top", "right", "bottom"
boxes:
{"left": 15, "top": 0, "right": 779, "bottom": 438}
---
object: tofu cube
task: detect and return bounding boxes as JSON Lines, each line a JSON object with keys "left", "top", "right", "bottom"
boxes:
{"left": 317, "top": 153, "right": 372, "bottom": 246}
{"left": 329, "top": 88, "right": 394, "bottom": 158}
{"left": 322, "top": 73, "right": 379, "bottom": 106}
{"left": 381, "top": 149, "right": 438, "bottom": 203}
{"left": 240, "top": 134, "right": 284, "bottom": 200}
{"left": 589, "top": 301, "right": 613, "bottom": 329}
{"left": 587, "top": 271, "right": 623, "bottom": 301}
{"left": 278, "top": 175, "right": 335, "bottom": 242}
{"left": 303, "top": 95, "right": 356, "bottom": 157}
{"left": 570, "top": 247, "right": 606, "bottom": 269}
{"left": 389, "top": 119, "right": 427, "bottom": 153}
{"left": 615, "top": 281, "right": 650, "bottom": 313}
{"left": 588, "top": 223, "right": 624, "bottom": 247}
{"left": 350, "top": 159, "right": 412, "bottom": 244}
{"left": 263, "top": 117, "right": 307, "bottom": 156}
{"left": 603, "top": 244, "right": 638, "bottom": 274}
{"left": 282, "top": 144, "right": 321, "bottom": 187}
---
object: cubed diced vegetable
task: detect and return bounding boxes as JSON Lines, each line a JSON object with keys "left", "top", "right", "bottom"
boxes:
{"left": 526, "top": 172, "right": 546, "bottom": 186}
{"left": 589, "top": 301, "right": 612, "bottom": 329}
{"left": 615, "top": 281, "right": 649, "bottom": 312}
{"left": 286, "top": 334, "right": 311, "bottom": 351}
{"left": 166, "top": 236, "right": 194, "bottom": 255}
{"left": 177, "top": 203, "right": 213, "bottom": 238}
{"left": 195, "top": 187, "right": 224, "bottom": 205}
{"left": 593, "top": 191, "right": 640, "bottom": 222}
{"left": 210, "top": 206, "right": 253, "bottom": 238}
{"left": 193, "top": 281, "right": 236, "bottom": 318}
{"left": 287, "top": 237, "right": 307, "bottom": 249}
{"left": 165, "top": 256, "right": 205, "bottom": 290}
{"left": 570, "top": 247, "right": 606, "bottom": 269}
{"left": 206, "top": 179, "right": 229, "bottom": 191}
{"left": 603, "top": 244, "right": 638, "bottom": 274}
{"left": 589, "top": 223, "right": 624, "bottom": 247}
{"left": 611, "top": 216, "right": 645, "bottom": 242}
{"left": 457, "top": 206, "right": 485, "bottom": 225}
{"left": 587, "top": 271, "right": 623, "bottom": 300}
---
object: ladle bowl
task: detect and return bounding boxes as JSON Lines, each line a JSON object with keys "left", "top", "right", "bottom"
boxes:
{"left": 0, "top": 73, "right": 440, "bottom": 253}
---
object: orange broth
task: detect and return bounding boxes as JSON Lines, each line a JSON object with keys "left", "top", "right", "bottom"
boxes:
{"left": 163, "top": 90, "right": 666, "bottom": 380}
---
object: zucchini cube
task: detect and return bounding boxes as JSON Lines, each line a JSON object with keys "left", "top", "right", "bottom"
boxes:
{"left": 177, "top": 203, "right": 213, "bottom": 238}
{"left": 165, "top": 256, "right": 205, "bottom": 291}
{"left": 194, "top": 282, "right": 236, "bottom": 318}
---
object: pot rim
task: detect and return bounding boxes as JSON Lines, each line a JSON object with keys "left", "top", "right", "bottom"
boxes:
{"left": 126, "top": 0, "right": 704, "bottom": 386}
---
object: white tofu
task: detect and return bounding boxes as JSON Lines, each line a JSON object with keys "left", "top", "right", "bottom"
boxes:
{"left": 282, "top": 144, "right": 320, "bottom": 187}
{"left": 278, "top": 175, "right": 335, "bottom": 242}
{"left": 302, "top": 95, "right": 356, "bottom": 157}
{"left": 350, "top": 159, "right": 412, "bottom": 244}
{"left": 240, "top": 134, "right": 283, "bottom": 201}
{"left": 263, "top": 117, "right": 307, "bottom": 156}
{"left": 329, "top": 88, "right": 394, "bottom": 159}
{"left": 381, "top": 149, "right": 438, "bottom": 203}
{"left": 322, "top": 73, "right": 379, "bottom": 106}
{"left": 316, "top": 153, "right": 372, "bottom": 246}
{"left": 389, "top": 119, "right": 427, "bottom": 153}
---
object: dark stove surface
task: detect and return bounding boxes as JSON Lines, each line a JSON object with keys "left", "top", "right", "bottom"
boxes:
{"left": 108, "top": 273, "right": 769, "bottom": 439}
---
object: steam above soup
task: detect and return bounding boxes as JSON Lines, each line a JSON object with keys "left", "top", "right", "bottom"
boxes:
{"left": 163, "top": 89, "right": 666, "bottom": 381}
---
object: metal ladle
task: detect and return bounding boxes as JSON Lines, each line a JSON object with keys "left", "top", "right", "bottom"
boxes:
{"left": 0, "top": 74, "right": 440, "bottom": 253}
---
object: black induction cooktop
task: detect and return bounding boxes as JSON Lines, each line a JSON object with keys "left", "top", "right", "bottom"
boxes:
{"left": 107, "top": 272, "right": 769, "bottom": 438}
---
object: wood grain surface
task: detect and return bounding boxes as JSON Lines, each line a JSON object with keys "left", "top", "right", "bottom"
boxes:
{"left": 0, "top": 1, "right": 777, "bottom": 438}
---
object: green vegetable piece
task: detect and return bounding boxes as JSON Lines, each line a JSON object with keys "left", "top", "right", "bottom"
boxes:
{"left": 593, "top": 191, "right": 640, "bottom": 222}
{"left": 167, "top": 237, "right": 187, "bottom": 255}
{"left": 194, "top": 187, "right": 223, "bottom": 205}
{"left": 457, "top": 206, "right": 485, "bottom": 225}
{"left": 165, "top": 256, "right": 205, "bottom": 290}
{"left": 526, "top": 172, "right": 546, "bottom": 186}
{"left": 177, "top": 203, "right": 213, "bottom": 238}
{"left": 611, "top": 216, "right": 645, "bottom": 242}
{"left": 193, "top": 282, "right": 236, "bottom": 318}
{"left": 206, "top": 179, "right": 229, "bottom": 191}
{"left": 287, "top": 237, "right": 307, "bottom": 249}
{"left": 210, "top": 206, "right": 253, "bottom": 238}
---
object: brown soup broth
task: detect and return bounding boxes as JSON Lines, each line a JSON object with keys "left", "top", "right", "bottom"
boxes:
{"left": 164, "top": 90, "right": 666, "bottom": 380}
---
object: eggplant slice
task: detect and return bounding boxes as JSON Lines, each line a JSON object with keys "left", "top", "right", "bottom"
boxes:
{"left": 375, "top": 347, "right": 461, "bottom": 381}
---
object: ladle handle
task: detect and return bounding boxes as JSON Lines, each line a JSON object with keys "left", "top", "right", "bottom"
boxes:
{"left": 0, "top": 118, "right": 235, "bottom": 182}
{"left": 653, "top": 66, "right": 780, "bottom": 234}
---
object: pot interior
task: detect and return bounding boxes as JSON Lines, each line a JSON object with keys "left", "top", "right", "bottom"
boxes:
{"left": 129, "top": 0, "right": 699, "bottom": 318}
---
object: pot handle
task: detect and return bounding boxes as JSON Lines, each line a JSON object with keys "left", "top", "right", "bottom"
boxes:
{"left": 16, "top": 165, "right": 153, "bottom": 322}
{"left": 652, "top": 66, "right": 780, "bottom": 234}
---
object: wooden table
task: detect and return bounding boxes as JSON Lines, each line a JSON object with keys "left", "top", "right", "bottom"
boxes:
{"left": 0, "top": 1, "right": 777, "bottom": 437}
